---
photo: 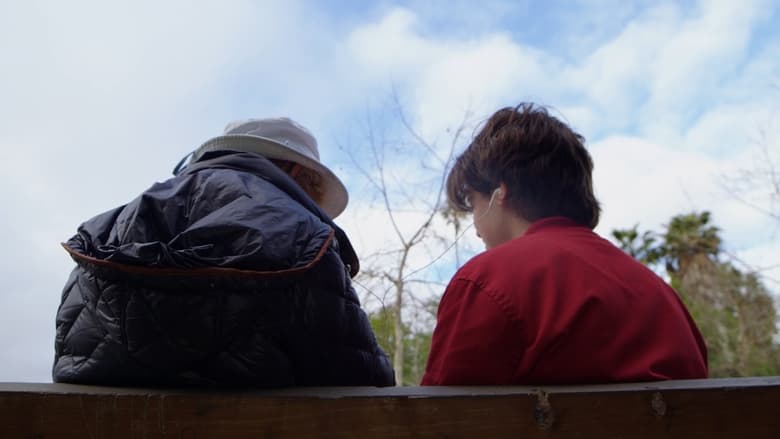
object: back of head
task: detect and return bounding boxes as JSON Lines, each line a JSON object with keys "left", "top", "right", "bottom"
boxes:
{"left": 446, "top": 103, "right": 601, "bottom": 229}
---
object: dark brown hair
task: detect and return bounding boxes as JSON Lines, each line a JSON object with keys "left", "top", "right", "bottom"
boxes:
{"left": 446, "top": 103, "right": 601, "bottom": 228}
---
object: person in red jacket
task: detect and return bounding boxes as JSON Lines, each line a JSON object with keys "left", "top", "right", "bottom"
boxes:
{"left": 422, "top": 103, "right": 708, "bottom": 385}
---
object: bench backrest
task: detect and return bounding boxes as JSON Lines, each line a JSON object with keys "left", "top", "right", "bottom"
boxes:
{"left": 2, "top": 377, "right": 779, "bottom": 438}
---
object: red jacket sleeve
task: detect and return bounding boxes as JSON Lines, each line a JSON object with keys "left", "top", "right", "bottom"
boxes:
{"left": 421, "top": 278, "right": 521, "bottom": 385}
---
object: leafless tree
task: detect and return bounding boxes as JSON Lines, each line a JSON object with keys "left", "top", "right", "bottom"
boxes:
{"left": 721, "top": 80, "right": 780, "bottom": 222}
{"left": 341, "top": 92, "right": 473, "bottom": 384}
{"left": 719, "top": 93, "right": 780, "bottom": 286}
{"left": 722, "top": 129, "right": 780, "bottom": 222}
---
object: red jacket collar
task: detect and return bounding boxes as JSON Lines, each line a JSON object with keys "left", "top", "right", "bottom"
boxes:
{"left": 524, "top": 216, "right": 589, "bottom": 236}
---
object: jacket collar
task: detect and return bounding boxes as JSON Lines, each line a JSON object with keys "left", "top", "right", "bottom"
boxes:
{"left": 185, "top": 151, "right": 360, "bottom": 276}
{"left": 524, "top": 216, "right": 589, "bottom": 237}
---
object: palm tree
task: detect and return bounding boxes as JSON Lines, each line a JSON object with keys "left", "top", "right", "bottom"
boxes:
{"left": 662, "top": 211, "right": 721, "bottom": 278}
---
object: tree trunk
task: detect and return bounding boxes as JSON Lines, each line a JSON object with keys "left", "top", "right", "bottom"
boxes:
{"left": 393, "top": 281, "right": 404, "bottom": 385}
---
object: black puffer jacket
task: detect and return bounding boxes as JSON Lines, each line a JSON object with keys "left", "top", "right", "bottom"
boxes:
{"left": 53, "top": 152, "right": 394, "bottom": 387}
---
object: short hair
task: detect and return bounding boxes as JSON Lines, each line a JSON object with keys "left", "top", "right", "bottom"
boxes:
{"left": 446, "top": 103, "right": 601, "bottom": 228}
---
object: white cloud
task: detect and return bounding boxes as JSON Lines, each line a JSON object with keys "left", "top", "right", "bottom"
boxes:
{"left": 0, "top": 0, "right": 312, "bottom": 382}
{"left": 566, "top": 3, "right": 680, "bottom": 120}
{"left": 591, "top": 133, "right": 780, "bottom": 290}
{"left": 684, "top": 106, "right": 763, "bottom": 156}
{"left": 638, "top": 2, "right": 766, "bottom": 142}
{"left": 412, "top": 34, "right": 553, "bottom": 137}
{"left": 346, "top": 7, "right": 558, "bottom": 138}
{"left": 591, "top": 135, "right": 718, "bottom": 233}
{"left": 347, "top": 8, "right": 431, "bottom": 78}
{"left": 735, "top": 242, "right": 780, "bottom": 290}
{"left": 647, "top": 1, "right": 760, "bottom": 103}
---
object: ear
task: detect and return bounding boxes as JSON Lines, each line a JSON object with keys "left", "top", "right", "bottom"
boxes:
{"left": 496, "top": 183, "right": 508, "bottom": 204}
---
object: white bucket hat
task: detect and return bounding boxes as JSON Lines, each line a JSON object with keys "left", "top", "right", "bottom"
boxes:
{"left": 192, "top": 117, "right": 348, "bottom": 218}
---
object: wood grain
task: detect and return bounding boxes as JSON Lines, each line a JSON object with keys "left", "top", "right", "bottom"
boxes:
{"left": 2, "top": 377, "right": 779, "bottom": 438}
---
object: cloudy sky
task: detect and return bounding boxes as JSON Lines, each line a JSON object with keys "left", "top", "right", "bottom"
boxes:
{"left": 1, "top": 0, "right": 779, "bottom": 382}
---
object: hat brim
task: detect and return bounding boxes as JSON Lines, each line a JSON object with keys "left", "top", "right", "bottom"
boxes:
{"left": 194, "top": 135, "right": 348, "bottom": 219}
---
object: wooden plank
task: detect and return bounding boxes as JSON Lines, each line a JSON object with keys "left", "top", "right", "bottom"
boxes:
{"left": 2, "top": 377, "right": 779, "bottom": 438}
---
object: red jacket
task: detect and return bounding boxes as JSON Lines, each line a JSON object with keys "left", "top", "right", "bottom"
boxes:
{"left": 422, "top": 217, "right": 707, "bottom": 385}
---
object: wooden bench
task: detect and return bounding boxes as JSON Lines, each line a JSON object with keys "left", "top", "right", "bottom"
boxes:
{"left": 2, "top": 377, "right": 779, "bottom": 438}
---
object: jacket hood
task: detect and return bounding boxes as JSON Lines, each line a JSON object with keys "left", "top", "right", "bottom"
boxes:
{"left": 64, "top": 152, "right": 359, "bottom": 282}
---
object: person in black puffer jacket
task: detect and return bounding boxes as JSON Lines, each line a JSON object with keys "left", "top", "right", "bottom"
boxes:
{"left": 53, "top": 118, "right": 395, "bottom": 387}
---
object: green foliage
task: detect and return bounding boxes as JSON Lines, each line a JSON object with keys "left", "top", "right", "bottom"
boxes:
{"left": 678, "top": 263, "right": 780, "bottom": 376}
{"left": 369, "top": 307, "right": 433, "bottom": 385}
{"left": 613, "top": 211, "right": 780, "bottom": 377}
{"left": 662, "top": 212, "right": 721, "bottom": 276}
{"left": 611, "top": 225, "right": 664, "bottom": 266}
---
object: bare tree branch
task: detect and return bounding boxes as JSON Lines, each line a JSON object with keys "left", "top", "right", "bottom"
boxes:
{"left": 720, "top": 123, "right": 780, "bottom": 222}
{"left": 344, "top": 91, "right": 474, "bottom": 384}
